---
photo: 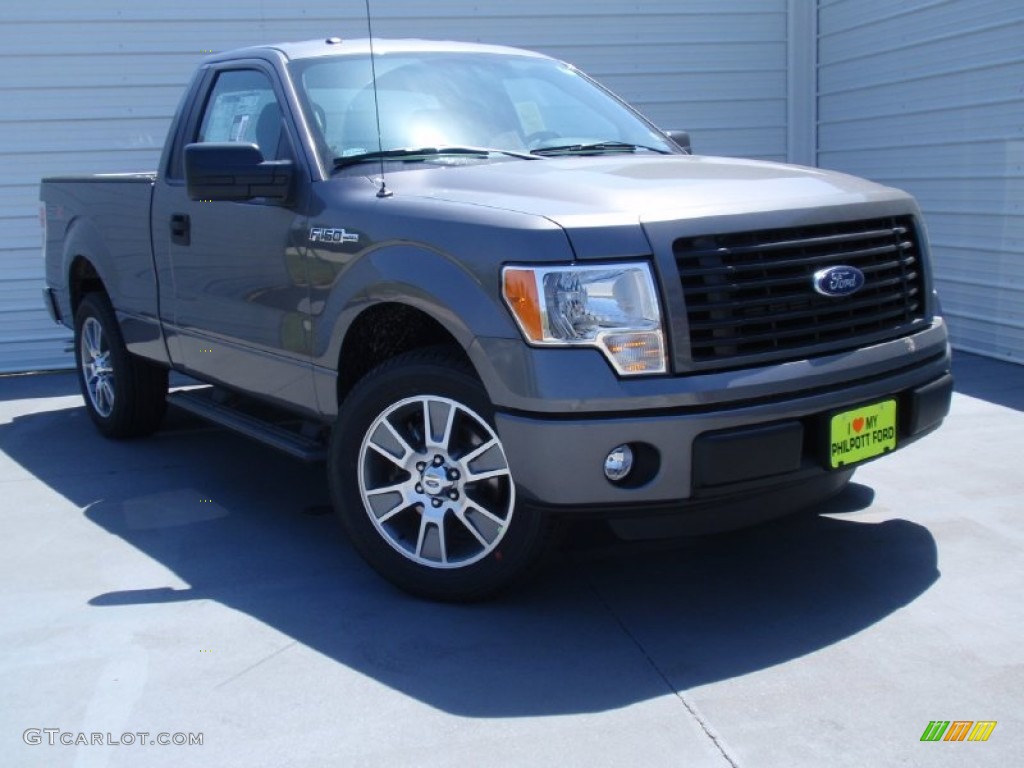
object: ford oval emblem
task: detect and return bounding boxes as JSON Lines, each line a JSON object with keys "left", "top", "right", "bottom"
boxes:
{"left": 813, "top": 266, "right": 866, "bottom": 297}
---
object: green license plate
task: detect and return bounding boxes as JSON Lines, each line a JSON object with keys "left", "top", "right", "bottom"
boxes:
{"left": 829, "top": 400, "right": 897, "bottom": 469}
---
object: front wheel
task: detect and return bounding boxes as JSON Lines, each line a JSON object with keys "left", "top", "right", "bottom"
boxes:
{"left": 328, "top": 349, "right": 548, "bottom": 601}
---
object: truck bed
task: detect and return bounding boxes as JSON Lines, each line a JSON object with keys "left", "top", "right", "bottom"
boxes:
{"left": 41, "top": 173, "right": 162, "bottom": 360}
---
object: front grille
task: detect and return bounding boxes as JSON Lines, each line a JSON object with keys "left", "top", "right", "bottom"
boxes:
{"left": 674, "top": 216, "right": 926, "bottom": 366}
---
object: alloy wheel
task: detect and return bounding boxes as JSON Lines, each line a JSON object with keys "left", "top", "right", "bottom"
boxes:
{"left": 357, "top": 395, "right": 515, "bottom": 568}
{"left": 80, "top": 316, "right": 115, "bottom": 418}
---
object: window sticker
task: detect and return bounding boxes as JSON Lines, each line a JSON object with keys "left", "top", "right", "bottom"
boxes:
{"left": 202, "top": 91, "right": 264, "bottom": 143}
{"left": 514, "top": 101, "right": 545, "bottom": 136}
{"left": 229, "top": 113, "right": 251, "bottom": 142}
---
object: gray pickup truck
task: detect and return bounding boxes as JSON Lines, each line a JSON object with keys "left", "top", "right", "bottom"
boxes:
{"left": 41, "top": 37, "right": 952, "bottom": 600}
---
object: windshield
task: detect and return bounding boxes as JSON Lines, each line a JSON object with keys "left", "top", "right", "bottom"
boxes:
{"left": 289, "top": 51, "right": 676, "bottom": 170}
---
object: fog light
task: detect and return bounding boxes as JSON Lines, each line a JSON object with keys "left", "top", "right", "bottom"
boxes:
{"left": 604, "top": 444, "right": 634, "bottom": 483}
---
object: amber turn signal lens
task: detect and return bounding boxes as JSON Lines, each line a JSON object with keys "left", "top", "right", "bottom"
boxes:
{"left": 502, "top": 269, "right": 543, "bottom": 341}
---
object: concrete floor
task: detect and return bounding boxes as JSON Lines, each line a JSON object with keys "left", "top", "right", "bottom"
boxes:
{"left": 0, "top": 351, "right": 1020, "bottom": 767}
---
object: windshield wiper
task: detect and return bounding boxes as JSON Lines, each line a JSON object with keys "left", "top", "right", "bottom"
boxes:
{"left": 333, "top": 146, "right": 537, "bottom": 169}
{"left": 530, "top": 141, "right": 671, "bottom": 157}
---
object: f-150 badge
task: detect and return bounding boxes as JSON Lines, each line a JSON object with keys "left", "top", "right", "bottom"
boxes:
{"left": 309, "top": 227, "right": 360, "bottom": 244}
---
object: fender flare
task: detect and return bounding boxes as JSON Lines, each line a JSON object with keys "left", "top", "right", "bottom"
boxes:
{"left": 317, "top": 241, "right": 521, "bottom": 351}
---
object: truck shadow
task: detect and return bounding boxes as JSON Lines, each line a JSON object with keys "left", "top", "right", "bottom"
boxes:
{"left": 0, "top": 370, "right": 79, "bottom": 402}
{"left": 0, "top": 392, "right": 939, "bottom": 717}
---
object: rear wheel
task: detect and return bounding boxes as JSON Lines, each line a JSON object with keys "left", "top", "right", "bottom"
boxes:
{"left": 329, "top": 348, "right": 548, "bottom": 601}
{"left": 74, "top": 292, "right": 168, "bottom": 438}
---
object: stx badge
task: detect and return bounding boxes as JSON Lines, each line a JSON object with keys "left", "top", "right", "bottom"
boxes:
{"left": 309, "top": 227, "right": 359, "bottom": 244}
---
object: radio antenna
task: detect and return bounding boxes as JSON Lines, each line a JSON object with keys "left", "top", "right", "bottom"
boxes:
{"left": 364, "top": 0, "right": 392, "bottom": 198}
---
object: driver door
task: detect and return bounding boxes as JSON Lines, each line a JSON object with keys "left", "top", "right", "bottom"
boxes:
{"left": 153, "top": 64, "right": 316, "bottom": 412}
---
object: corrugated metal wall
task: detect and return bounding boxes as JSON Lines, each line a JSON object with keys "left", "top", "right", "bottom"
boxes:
{"left": 817, "top": 0, "right": 1024, "bottom": 363}
{"left": 1, "top": 0, "right": 787, "bottom": 374}
{"left": 6, "top": 2, "right": 1023, "bottom": 372}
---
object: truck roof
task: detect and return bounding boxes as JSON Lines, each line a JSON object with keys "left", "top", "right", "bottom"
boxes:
{"left": 201, "top": 37, "right": 550, "bottom": 65}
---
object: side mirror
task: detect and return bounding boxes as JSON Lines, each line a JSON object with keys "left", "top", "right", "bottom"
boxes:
{"left": 184, "top": 143, "right": 294, "bottom": 203}
{"left": 665, "top": 130, "right": 692, "bottom": 155}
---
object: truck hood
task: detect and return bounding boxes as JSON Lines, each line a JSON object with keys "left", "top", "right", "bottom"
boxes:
{"left": 386, "top": 154, "right": 912, "bottom": 230}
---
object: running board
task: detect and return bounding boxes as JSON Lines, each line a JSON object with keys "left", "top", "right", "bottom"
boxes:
{"left": 167, "top": 389, "right": 327, "bottom": 462}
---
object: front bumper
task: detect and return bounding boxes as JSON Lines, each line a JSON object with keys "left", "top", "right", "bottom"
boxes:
{"left": 494, "top": 349, "right": 952, "bottom": 516}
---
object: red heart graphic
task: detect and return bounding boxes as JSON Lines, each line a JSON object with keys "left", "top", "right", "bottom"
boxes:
{"left": 852, "top": 417, "right": 865, "bottom": 433}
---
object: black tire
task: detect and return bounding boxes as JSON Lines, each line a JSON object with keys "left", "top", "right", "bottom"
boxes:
{"left": 74, "top": 292, "right": 168, "bottom": 438}
{"left": 328, "top": 348, "right": 548, "bottom": 601}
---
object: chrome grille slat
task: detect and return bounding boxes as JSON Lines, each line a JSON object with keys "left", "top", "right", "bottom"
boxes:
{"left": 675, "top": 216, "right": 927, "bottom": 366}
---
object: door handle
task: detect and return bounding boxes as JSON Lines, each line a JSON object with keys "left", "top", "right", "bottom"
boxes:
{"left": 170, "top": 213, "right": 191, "bottom": 246}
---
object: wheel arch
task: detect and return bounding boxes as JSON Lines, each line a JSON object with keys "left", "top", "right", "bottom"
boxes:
{"left": 60, "top": 210, "right": 117, "bottom": 319}
{"left": 69, "top": 255, "right": 108, "bottom": 314}
{"left": 335, "top": 302, "right": 472, "bottom": 406}
{"left": 321, "top": 243, "right": 523, "bottom": 411}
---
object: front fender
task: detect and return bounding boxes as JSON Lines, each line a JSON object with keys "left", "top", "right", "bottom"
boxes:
{"left": 312, "top": 242, "right": 525, "bottom": 366}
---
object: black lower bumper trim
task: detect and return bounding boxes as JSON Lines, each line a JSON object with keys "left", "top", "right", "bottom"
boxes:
{"left": 908, "top": 372, "right": 953, "bottom": 437}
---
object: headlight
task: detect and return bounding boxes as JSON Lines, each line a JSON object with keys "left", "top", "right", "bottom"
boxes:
{"left": 502, "top": 262, "right": 667, "bottom": 375}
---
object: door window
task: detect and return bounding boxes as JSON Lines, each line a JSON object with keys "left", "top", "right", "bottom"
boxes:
{"left": 197, "top": 70, "right": 288, "bottom": 161}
